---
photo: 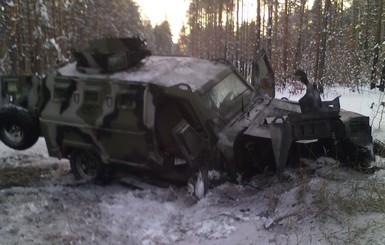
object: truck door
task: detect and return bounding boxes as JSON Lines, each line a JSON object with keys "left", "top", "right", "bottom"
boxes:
{"left": 100, "top": 83, "right": 150, "bottom": 165}
{"left": 252, "top": 50, "right": 275, "bottom": 98}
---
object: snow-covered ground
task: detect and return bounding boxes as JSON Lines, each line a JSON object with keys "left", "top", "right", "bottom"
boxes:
{"left": 1, "top": 86, "right": 385, "bottom": 245}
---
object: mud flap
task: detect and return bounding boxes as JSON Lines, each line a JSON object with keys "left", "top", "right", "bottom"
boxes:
{"left": 269, "top": 117, "right": 292, "bottom": 173}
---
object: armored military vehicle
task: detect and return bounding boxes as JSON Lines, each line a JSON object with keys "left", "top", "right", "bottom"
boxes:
{"left": 0, "top": 37, "right": 373, "bottom": 197}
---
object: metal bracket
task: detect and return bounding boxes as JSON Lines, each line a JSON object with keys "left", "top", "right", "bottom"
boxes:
{"left": 269, "top": 117, "right": 292, "bottom": 173}
{"left": 172, "top": 120, "right": 204, "bottom": 168}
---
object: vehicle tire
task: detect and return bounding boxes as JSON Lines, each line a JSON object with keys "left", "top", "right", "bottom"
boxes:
{"left": 344, "top": 142, "right": 372, "bottom": 169}
{"left": 0, "top": 105, "right": 40, "bottom": 150}
{"left": 70, "top": 150, "right": 114, "bottom": 184}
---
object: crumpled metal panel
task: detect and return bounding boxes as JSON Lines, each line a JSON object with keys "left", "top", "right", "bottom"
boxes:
{"left": 269, "top": 117, "right": 292, "bottom": 173}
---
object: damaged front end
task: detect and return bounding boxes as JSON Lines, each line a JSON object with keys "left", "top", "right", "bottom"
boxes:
{"left": 215, "top": 52, "right": 373, "bottom": 177}
{"left": 218, "top": 93, "right": 373, "bottom": 178}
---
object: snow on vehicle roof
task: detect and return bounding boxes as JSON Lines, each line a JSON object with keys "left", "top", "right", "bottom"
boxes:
{"left": 57, "top": 56, "right": 232, "bottom": 91}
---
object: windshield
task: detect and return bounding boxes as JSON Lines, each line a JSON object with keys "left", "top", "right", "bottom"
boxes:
{"left": 201, "top": 73, "right": 251, "bottom": 123}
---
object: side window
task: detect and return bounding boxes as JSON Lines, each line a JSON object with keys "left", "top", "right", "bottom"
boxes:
{"left": 53, "top": 81, "right": 72, "bottom": 101}
{"left": 83, "top": 89, "right": 100, "bottom": 105}
{"left": 4, "top": 78, "right": 18, "bottom": 94}
{"left": 117, "top": 90, "right": 137, "bottom": 110}
{"left": 2, "top": 78, "right": 19, "bottom": 102}
{"left": 79, "top": 86, "right": 102, "bottom": 118}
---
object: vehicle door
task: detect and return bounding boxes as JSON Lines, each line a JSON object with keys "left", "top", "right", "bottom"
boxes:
{"left": 100, "top": 82, "right": 149, "bottom": 165}
{"left": 252, "top": 50, "right": 275, "bottom": 98}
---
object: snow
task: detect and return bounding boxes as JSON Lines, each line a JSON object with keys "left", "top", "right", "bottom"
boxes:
{"left": 6, "top": 1, "right": 15, "bottom": 7}
{"left": 36, "top": 0, "right": 50, "bottom": 26}
{"left": 48, "top": 38, "right": 63, "bottom": 61}
{"left": 0, "top": 53, "right": 7, "bottom": 73}
{"left": 33, "top": 26, "right": 43, "bottom": 39}
{"left": 194, "top": 172, "right": 205, "bottom": 200}
{"left": 279, "top": 85, "right": 385, "bottom": 140}
{"left": 1, "top": 86, "right": 385, "bottom": 244}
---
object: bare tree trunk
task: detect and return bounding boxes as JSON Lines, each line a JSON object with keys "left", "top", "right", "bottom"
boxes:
{"left": 255, "top": 0, "right": 261, "bottom": 54}
{"left": 266, "top": 0, "right": 273, "bottom": 58}
{"left": 34, "top": 2, "right": 42, "bottom": 74}
{"left": 294, "top": 0, "right": 306, "bottom": 69}
{"left": 364, "top": 0, "right": 370, "bottom": 54}
{"left": 51, "top": 0, "right": 56, "bottom": 37}
{"left": 272, "top": 0, "right": 279, "bottom": 68}
{"left": 314, "top": 0, "right": 322, "bottom": 81}
{"left": 190, "top": 0, "right": 199, "bottom": 57}
{"left": 352, "top": 0, "right": 361, "bottom": 91}
{"left": 16, "top": 0, "right": 26, "bottom": 74}
{"left": 213, "top": 3, "right": 218, "bottom": 59}
{"left": 26, "top": 0, "right": 34, "bottom": 73}
{"left": 282, "top": 0, "right": 289, "bottom": 85}
{"left": 224, "top": 4, "right": 228, "bottom": 59}
{"left": 235, "top": 0, "right": 240, "bottom": 68}
{"left": 318, "top": 0, "right": 331, "bottom": 82}
{"left": 370, "top": 0, "right": 383, "bottom": 87}
{"left": 217, "top": 0, "right": 223, "bottom": 58}
{"left": 6, "top": 1, "right": 18, "bottom": 74}
{"left": 381, "top": 58, "right": 385, "bottom": 88}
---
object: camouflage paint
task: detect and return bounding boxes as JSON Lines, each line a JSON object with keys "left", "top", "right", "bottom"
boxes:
{"left": 0, "top": 40, "right": 374, "bottom": 177}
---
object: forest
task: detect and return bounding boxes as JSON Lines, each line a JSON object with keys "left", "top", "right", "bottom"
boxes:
{"left": 0, "top": 0, "right": 384, "bottom": 90}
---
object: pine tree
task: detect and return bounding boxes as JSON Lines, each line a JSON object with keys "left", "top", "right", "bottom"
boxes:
{"left": 154, "top": 20, "right": 174, "bottom": 55}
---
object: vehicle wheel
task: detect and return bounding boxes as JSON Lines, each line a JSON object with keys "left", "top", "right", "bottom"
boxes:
{"left": 344, "top": 142, "right": 372, "bottom": 169}
{"left": 70, "top": 150, "right": 114, "bottom": 183}
{"left": 0, "top": 105, "right": 40, "bottom": 150}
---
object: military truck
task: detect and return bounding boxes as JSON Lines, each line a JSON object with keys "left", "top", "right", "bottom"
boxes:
{"left": 0, "top": 37, "right": 373, "bottom": 198}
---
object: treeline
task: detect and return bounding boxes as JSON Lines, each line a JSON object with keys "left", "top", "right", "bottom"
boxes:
{"left": 177, "top": 0, "right": 385, "bottom": 90}
{"left": 1, "top": 0, "right": 384, "bottom": 90}
{"left": 0, "top": 0, "right": 174, "bottom": 75}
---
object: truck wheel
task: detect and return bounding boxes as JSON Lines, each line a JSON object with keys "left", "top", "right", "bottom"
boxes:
{"left": 70, "top": 150, "right": 113, "bottom": 183}
{"left": 0, "top": 105, "right": 39, "bottom": 150}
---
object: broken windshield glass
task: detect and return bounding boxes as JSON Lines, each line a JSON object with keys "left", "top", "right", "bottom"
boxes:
{"left": 201, "top": 73, "right": 252, "bottom": 122}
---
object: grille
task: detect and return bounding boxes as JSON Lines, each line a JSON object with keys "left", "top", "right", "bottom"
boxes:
{"left": 349, "top": 118, "right": 370, "bottom": 133}
{"left": 173, "top": 120, "right": 203, "bottom": 164}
